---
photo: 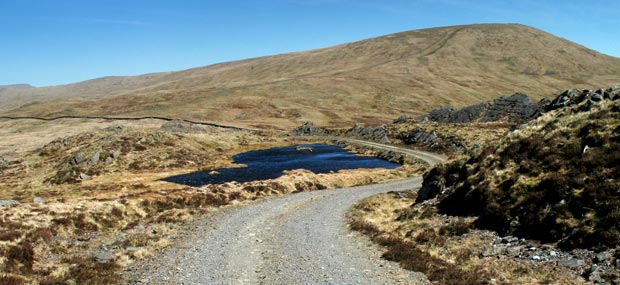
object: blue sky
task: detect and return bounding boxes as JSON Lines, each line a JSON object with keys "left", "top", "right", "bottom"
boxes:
{"left": 1, "top": 0, "right": 618, "bottom": 87}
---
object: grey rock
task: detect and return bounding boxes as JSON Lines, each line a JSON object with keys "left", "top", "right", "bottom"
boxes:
{"left": 481, "top": 246, "right": 505, "bottom": 257}
{"left": 416, "top": 180, "right": 443, "bottom": 202}
{"left": 422, "top": 106, "right": 456, "bottom": 122}
{"left": 422, "top": 92, "right": 542, "bottom": 124}
{"left": 79, "top": 173, "right": 91, "bottom": 180}
{"left": 549, "top": 250, "right": 558, "bottom": 257}
{"left": 345, "top": 124, "right": 390, "bottom": 143}
{"left": 595, "top": 251, "right": 613, "bottom": 263}
{"left": 290, "top": 122, "right": 327, "bottom": 136}
{"left": 111, "top": 150, "right": 121, "bottom": 159}
{"left": 0, "top": 200, "right": 21, "bottom": 209}
{"left": 448, "top": 103, "right": 487, "bottom": 123}
{"left": 397, "top": 127, "right": 467, "bottom": 153}
{"left": 33, "top": 197, "right": 45, "bottom": 204}
{"left": 591, "top": 93, "right": 604, "bottom": 102}
{"left": 587, "top": 265, "right": 605, "bottom": 283}
{"left": 104, "top": 156, "right": 114, "bottom": 165}
{"left": 95, "top": 251, "right": 114, "bottom": 263}
{"left": 70, "top": 152, "right": 86, "bottom": 165}
{"left": 482, "top": 93, "right": 540, "bottom": 123}
{"left": 558, "top": 258, "right": 585, "bottom": 268}
{"left": 90, "top": 151, "right": 101, "bottom": 164}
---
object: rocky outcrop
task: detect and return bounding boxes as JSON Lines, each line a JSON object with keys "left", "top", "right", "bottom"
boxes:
{"left": 396, "top": 128, "right": 467, "bottom": 153}
{"left": 416, "top": 159, "right": 464, "bottom": 203}
{"left": 290, "top": 122, "right": 328, "bottom": 136}
{"left": 418, "top": 87, "right": 620, "bottom": 252}
{"left": 345, "top": 124, "right": 390, "bottom": 143}
{"left": 421, "top": 93, "right": 546, "bottom": 124}
{"left": 546, "top": 87, "right": 620, "bottom": 112}
{"left": 482, "top": 93, "right": 545, "bottom": 122}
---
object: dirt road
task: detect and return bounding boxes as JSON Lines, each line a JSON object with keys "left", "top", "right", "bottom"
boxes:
{"left": 132, "top": 141, "right": 444, "bottom": 284}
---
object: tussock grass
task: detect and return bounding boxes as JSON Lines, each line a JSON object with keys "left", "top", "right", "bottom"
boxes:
{"left": 437, "top": 100, "right": 620, "bottom": 250}
{"left": 348, "top": 192, "right": 584, "bottom": 284}
{"left": 0, "top": 123, "right": 420, "bottom": 283}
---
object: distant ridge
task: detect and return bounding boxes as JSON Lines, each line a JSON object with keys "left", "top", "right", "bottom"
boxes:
{"left": 2, "top": 24, "right": 620, "bottom": 129}
{"left": 0, "top": 84, "right": 34, "bottom": 92}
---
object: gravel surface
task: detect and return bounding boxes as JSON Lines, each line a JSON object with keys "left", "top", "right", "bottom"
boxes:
{"left": 129, "top": 142, "right": 443, "bottom": 285}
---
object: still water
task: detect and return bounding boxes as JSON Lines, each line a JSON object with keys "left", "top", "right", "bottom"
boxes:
{"left": 162, "top": 144, "right": 400, "bottom": 187}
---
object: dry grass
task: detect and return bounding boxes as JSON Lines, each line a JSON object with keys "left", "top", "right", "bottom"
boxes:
{"left": 0, "top": 120, "right": 422, "bottom": 284}
{"left": 388, "top": 121, "right": 510, "bottom": 155}
{"left": 2, "top": 24, "right": 620, "bottom": 129}
{"left": 348, "top": 192, "right": 585, "bottom": 284}
{"left": 437, "top": 100, "right": 620, "bottom": 250}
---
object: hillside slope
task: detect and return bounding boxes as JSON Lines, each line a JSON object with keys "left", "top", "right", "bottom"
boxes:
{"left": 420, "top": 88, "right": 620, "bottom": 251}
{"left": 2, "top": 24, "right": 620, "bottom": 129}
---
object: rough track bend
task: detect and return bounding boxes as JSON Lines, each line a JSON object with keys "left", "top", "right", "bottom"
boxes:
{"left": 133, "top": 141, "right": 444, "bottom": 285}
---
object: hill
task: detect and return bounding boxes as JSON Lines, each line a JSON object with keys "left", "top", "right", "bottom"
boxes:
{"left": 419, "top": 88, "right": 620, "bottom": 251}
{"left": 2, "top": 24, "right": 620, "bottom": 129}
{"left": 0, "top": 84, "right": 34, "bottom": 92}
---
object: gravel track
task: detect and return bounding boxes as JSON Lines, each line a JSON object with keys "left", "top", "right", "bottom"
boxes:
{"left": 131, "top": 142, "right": 443, "bottom": 285}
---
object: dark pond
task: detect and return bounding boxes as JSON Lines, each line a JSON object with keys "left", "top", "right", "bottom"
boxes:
{"left": 162, "top": 144, "right": 400, "bottom": 187}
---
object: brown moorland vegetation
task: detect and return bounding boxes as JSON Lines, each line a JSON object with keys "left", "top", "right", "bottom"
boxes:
{"left": 2, "top": 24, "right": 620, "bottom": 129}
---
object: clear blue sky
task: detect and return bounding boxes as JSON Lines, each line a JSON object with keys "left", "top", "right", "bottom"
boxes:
{"left": 1, "top": 0, "right": 618, "bottom": 87}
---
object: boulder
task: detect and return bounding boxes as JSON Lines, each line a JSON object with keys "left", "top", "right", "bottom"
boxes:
{"left": 345, "top": 124, "right": 390, "bottom": 143}
{"left": 33, "top": 197, "right": 45, "bottom": 204}
{"left": 89, "top": 151, "right": 101, "bottom": 165}
{"left": 79, "top": 173, "right": 91, "bottom": 180}
{"left": 70, "top": 152, "right": 86, "bottom": 166}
